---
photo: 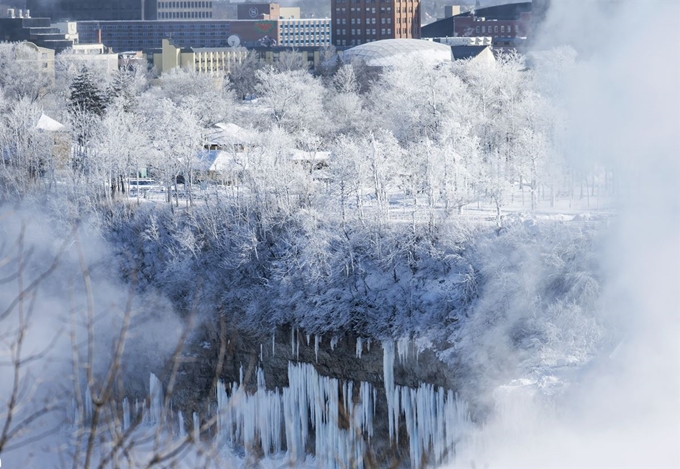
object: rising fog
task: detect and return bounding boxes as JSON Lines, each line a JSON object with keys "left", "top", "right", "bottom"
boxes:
{"left": 448, "top": 0, "right": 680, "bottom": 467}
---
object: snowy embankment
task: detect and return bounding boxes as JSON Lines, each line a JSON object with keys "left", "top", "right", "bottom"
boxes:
{"left": 108, "top": 203, "right": 610, "bottom": 402}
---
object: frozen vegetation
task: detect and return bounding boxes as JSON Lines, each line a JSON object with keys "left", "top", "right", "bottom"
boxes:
{"left": 0, "top": 1, "right": 678, "bottom": 468}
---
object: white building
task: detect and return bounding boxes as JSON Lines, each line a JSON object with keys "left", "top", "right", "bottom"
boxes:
{"left": 58, "top": 43, "right": 120, "bottom": 76}
{"left": 279, "top": 18, "right": 331, "bottom": 48}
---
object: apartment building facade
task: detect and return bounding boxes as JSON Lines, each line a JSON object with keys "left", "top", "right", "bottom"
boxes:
{"left": 279, "top": 18, "right": 331, "bottom": 48}
{"left": 331, "top": 0, "right": 421, "bottom": 47}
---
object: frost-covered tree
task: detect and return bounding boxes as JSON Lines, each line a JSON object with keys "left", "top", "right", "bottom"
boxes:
{"left": 0, "top": 98, "right": 54, "bottom": 193}
{"left": 227, "top": 49, "right": 263, "bottom": 101}
{"left": 0, "top": 42, "right": 53, "bottom": 102}
{"left": 256, "top": 68, "right": 327, "bottom": 137}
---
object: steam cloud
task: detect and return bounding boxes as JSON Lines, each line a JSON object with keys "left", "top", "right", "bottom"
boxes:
{"left": 448, "top": 1, "right": 680, "bottom": 467}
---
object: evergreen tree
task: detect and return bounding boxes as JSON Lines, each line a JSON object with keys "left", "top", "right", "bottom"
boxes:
{"left": 68, "top": 66, "right": 107, "bottom": 117}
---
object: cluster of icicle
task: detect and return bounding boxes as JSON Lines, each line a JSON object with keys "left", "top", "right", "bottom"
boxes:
{"left": 383, "top": 340, "right": 473, "bottom": 467}
{"left": 75, "top": 374, "right": 199, "bottom": 442}
{"left": 216, "top": 363, "right": 376, "bottom": 469}
{"left": 73, "top": 338, "right": 472, "bottom": 468}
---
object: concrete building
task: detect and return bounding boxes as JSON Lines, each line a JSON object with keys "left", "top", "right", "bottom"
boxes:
{"left": 153, "top": 38, "right": 247, "bottom": 75}
{"left": 0, "top": 16, "right": 74, "bottom": 52}
{"left": 154, "top": 38, "right": 323, "bottom": 75}
{"left": 27, "top": 0, "right": 158, "bottom": 21}
{"left": 331, "top": 0, "right": 421, "bottom": 47}
{"left": 58, "top": 43, "right": 120, "bottom": 76}
{"left": 422, "top": 2, "right": 532, "bottom": 45}
{"left": 157, "top": 1, "right": 214, "bottom": 20}
{"left": 279, "top": 18, "right": 331, "bottom": 48}
{"left": 279, "top": 7, "right": 300, "bottom": 19}
{"left": 76, "top": 19, "right": 280, "bottom": 52}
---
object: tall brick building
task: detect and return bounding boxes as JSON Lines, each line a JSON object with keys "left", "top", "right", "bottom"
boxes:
{"left": 331, "top": 0, "right": 421, "bottom": 47}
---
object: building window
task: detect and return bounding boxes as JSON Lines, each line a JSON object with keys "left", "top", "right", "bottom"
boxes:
{"left": 482, "top": 26, "right": 485, "bottom": 33}
{"left": 494, "top": 26, "right": 498, "bottom": 33}
{"left": 476, "top": 26, "right": 479, "bottom": 33}
{"left": 501, "top": 25, "right": 505, "bottom": 33}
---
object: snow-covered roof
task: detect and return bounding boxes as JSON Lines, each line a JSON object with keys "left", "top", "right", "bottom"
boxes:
{"left": 341, "top": 39, "right": 452, "bottom": 67}
{"left": 289, "top": 149, "right": 330, "bottom": 162}
{"left": 35, "top": 114, "right": 65, "bottom": 132}
{"left": 193, "top": 150, "right": 249, "bottom": 173}
{"left": 206, "top": 122, "right": 258, "bottom": 146}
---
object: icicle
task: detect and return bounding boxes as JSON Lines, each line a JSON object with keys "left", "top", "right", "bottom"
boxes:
{"left": 239, "top": 364, "right": 243, "bottom": 386}
{"left": 178, "top": 411, "right": 186, "bottom": 438}
{"left": 291, "top": 328, "right": 296, "bottom": 357}
{"left": 330, "top": 336, "right": 339, "bottom": 351}
{"left": 149, "top": 373, "right": 163, "bottom": 425}
{"left": 314, "top": 335, "right": 320, "bottom": 363}
{"left": 193, "top": 412, "right": 200, "bottom": 442}
{"left": 367, "top": 338, "right": 372, "bottom": 351}
{"left": 260, "top": 343, "right": 263, "bottom": 363}
{"left": 356, "top": 337, "right": 363, "bottom": 359}
{"left": 397, "top": 336, "right": 410, "bottom": 365}
{"left": 383, "top": 340, "right": 396, "bottom": 441}
{"left": 306, "top": 334, "right": 311, "bottom": 346}
{"left": 84, "top": 387, "right": 92, "bottom": 422}
{"left": 122, "top": 397, "right": 130, "bottom": 431}
{"left": 257, "top": 367, "right": 266, "bottom": 389}
{"left": 272, "top": 332, "right": 275, "bottom": 357}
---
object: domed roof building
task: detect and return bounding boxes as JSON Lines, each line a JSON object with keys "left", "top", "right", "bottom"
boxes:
{"left": 341, "top": 39, "right": 452, "bottom": 67}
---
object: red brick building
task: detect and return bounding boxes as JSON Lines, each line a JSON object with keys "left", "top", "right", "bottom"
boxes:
{"left": 331, "top": 0, "right": 421, "bottom": 47}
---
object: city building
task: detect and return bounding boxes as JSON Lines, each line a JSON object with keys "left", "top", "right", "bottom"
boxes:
{"left": 235, "top": 2, "right": 301, "bottom": 20}
{"left": 0, "top": 16, "right": 74, "bottom": 52}
{"left": 331, "top": 0, "right": 421, "bottom": 47}
{"left": 58, "top": 43, "right": 120, "bottom": 76}
{"left": 157, "top": 1, "right": 214, "bottom": 20}
{"left": 279, "top": 18, "right": 331, "bottom": 48}
{"left": 279, "top": 7, "right": 301, "bottom": 19}
{"left": 76, "top": 19, "right": 280, "bottom": 52}
{"left": 26, "top": 0, "right": 158, "bottom": 21}
{"left": 154, "top": 38, "right": 324, "bottom": 75}
{"left": 237, "top": 2, "right": 280, "bottom": 20}
{"left": 153, "top": 38, "right": 247, "bottom": 75}
{"left": 421, "top": 2, "right": 532, "bottom": 45}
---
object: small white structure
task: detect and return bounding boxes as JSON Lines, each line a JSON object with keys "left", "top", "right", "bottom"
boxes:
{"left": 35, "top": 113, "right": 65, "bottom": 132}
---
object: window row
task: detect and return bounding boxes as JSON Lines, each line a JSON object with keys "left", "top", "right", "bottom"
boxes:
{"left": 158, "top": 1, "right": 212, "bottom": 9}
{"left": 347, "top": 28, "right": 392, "bottom": 35}
{"left": 158, "top": 11, "right": 212, "bottom": 18}
{"left": 475, "top": 24, "right": 520, "bottom": 34}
